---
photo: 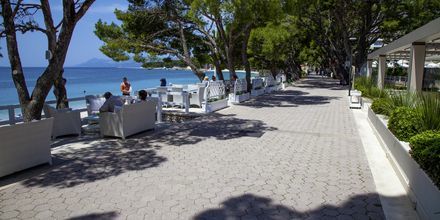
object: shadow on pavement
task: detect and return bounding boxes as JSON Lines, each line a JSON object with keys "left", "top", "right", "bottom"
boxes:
{"left": 66, "top": 211, "right": 119, "bottom": 220}
{"left": 193, "top": 193, "right": 386, "bottom": 220}
{"left": 136, "top": 113, "right": 277, "bottom": 146}
{"left": 237, "top": 90, "right": 339, "bottom": 109}
{"left": 1, "top": 113, "right": 275, "bottom": 189}
{"left": 296, "top": 76, "right": 348, "bottom": 91}
{"left": 21, "top": 137, "right": 167, "bottom": 188}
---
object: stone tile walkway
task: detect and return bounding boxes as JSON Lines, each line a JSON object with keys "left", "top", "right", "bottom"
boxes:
{"left": 0, "top": 76, "right": 385, "bottom": 219}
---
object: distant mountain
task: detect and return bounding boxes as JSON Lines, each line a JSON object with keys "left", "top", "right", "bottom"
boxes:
{"left": 74, "top": 58, "right": 142, "bottom": 68}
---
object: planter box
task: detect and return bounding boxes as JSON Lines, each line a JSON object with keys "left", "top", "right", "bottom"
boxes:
{"left": 203, "top": 99, "right": 228, "bottom": 113}
{"left": 0, "top": 118, "right": 54, "bottom": 177}
{"left": 251, "top": 88, "right": 265, "bottom": 97}
{"left": 265, "top": 86, "right": 276, "bottom": 93}
{"left": 228, "top": 93, "right": 250, "bottom": 104}
{"left": 368, "top": 107, "right": 440, "bottom": 220}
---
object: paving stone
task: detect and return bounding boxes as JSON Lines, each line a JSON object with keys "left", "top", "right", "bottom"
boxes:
{"left": 0, "top": 77, "right": 384, "bottom": 220}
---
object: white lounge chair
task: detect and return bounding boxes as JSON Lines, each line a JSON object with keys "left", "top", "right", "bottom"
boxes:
{"left": 264, "top": 75, "right": 276, "bottom": 93}
{"left": 43, "top": 104, "right": 82, "bottom": 139}
{"left": 203, "top": 81, "right": 228, "bottom": 112}
{"left": 229, "top": 79, "right": 250, "bottom": 104}
{"left": 99, "top": 101, "right": 156, "bottom": 139}
{"left": 251, "top": 78, "right": 265, "bottom": 96}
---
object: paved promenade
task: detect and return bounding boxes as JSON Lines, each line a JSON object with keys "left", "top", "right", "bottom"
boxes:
{"left": 0, "top": 76, "right": 385, "bottom": 219}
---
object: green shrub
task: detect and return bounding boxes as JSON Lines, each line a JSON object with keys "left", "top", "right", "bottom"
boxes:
{"left": 371, "top": 98, "right": 391, "bottom": 115}
{"left": 409, "top": 130, "right": 440, "bottom": 188}
{"left": 354, "top": 76, "right": 387, "bottom": 99}
{"left": 388, "top": 106, "right": 422, "bottom": 142}
{"left": 416, "top": 93, "right": 440, "bottom": 131}
{"left": 369, "top": 87, "right": 388, "bottom": 99}
{"left": 387, "top": 91, "right": 418, "bottom": 108}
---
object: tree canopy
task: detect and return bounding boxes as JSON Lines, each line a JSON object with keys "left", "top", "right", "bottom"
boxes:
{"left": 95, "top": 0, "right": 440, "bottom": 85}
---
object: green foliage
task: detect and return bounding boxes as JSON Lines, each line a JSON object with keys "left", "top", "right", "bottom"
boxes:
{"left": 388, "top": 107, "right": 422, "bottom": 142}
{"left": 409, "top": 130, "right": 440, "bottom": 188}
{"left": 371, "top": 98, "right": 391, "bottom": 116}
{"left": 416, "top": 93, "right": 440, "bottom": 131}
{"left": 354, "top": 76, "right": 387, "bottom": 99}
{"left": 385, "top": 65, "right": 407, "bottom": 76}
{"left": 387, "top": 91, "right": 418, "bottom": 109}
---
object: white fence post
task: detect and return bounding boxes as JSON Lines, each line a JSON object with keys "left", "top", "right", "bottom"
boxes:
{"left": 157, "top": 94, "right": 162, "bottom": 123}
{"left": 184, "top": 92, "right": 189, "bottom": 114}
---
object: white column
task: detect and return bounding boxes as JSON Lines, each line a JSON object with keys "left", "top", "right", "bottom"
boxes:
{"left": 408, "top": 43, "right": 426, "bottom": 92}
{"left": 366, "top": 59, "right": 373, "bottom": 78}
{"left": 378, "top": 55, "right": 386, "bottom": 89}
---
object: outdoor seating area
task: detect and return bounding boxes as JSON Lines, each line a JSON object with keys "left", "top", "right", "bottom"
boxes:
{"left": 0, "top": 75, "right": 287, "bottom": 178}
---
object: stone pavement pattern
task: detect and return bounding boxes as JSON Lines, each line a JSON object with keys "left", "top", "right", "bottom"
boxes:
{"left": 0, "top": 76, "right": 385, "bottom": 219}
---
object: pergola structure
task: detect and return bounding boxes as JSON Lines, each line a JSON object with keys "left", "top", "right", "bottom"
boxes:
{"left": 367, "top": 17, "right": 440, "bottom": 91}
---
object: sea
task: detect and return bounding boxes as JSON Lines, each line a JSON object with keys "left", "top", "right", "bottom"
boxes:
{"left": 0, "top": 67, "right": 248, "bottom": 121}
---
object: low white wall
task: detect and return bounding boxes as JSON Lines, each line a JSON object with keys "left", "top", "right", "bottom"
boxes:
{"left": 368, "top": 107, "right": 440, "bottom": 220}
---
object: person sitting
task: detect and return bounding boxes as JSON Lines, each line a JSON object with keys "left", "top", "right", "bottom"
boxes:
{"left": 231, "top": 75, "right": 238, "bottom": 82}
{"left": 120, "top": 77, "right": 132, "bottom": 96}
{"left": 99, "top": 92, "right": 124, "bottom": 113}
{"left": 211, "top": 75, "right": 217, "bottom": 81}
{"left": 138, "top": 90, "right": 148, "bottom": 102}
{"left": 160, "top": 78, "right": 167, "bottom": 87}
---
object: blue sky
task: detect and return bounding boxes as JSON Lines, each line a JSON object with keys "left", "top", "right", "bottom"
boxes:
{"left": 0, "top": 0, "right": 128, "bottom": 67}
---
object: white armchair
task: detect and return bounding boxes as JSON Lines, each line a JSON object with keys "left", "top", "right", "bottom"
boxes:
{"left": 43, "top": 105, "right": 82, "bottom": 139}
{"left": 99, "top": 101, "right": 156, "bottom": 139}
{"left": 190, "top": 86, "right": 205, "bottom": 107}
{"left": 156, "top": 87, "right": 171, "bottom": 107}
{"left": 85, "top": 95, "right": 106, "bottom": 115}
{"left": 170, "top": 86, "right": 184, "bottom": 107}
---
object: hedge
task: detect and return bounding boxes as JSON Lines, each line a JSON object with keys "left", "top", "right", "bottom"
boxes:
{"left": 410, "top": 130, "right": 440, "bottom": 189}
{"left": 388, "top": 106, "right": 422, "bottom": 142}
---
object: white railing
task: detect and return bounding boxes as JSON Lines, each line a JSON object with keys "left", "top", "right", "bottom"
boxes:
{"left": 0, "top": 97, "right": 86, "bottom": 126}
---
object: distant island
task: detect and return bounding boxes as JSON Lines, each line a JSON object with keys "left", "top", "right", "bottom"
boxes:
{"left": 73, "top": 57, "right": 191, "bottom": 70}
{"left": 74, "top": 58, "right": 142, "bottom": 68}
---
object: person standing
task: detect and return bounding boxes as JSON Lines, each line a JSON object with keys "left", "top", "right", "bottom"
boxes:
{"left": 160, "top": 78, "right": 167, "bottom": 87}
{"left": 120, "top": 77, "right": 132, "bottom": 96}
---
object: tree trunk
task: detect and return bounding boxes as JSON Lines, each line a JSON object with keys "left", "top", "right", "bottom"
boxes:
{"left": 241, "top": 28, "right": 252, "bottom": 92}
{"left": 226, "top": 43, "right": 236, "bottom": 79}
{"left": 1, "top": 0, "right": 94, "bottom": 121}
{"left": 212, "top": 55, "right": 224, "bottom": 80}
{"left": 53, "top": 73, "right": 69, "bottom": 109}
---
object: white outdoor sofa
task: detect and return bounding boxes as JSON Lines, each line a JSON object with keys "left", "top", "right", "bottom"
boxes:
{"left": 0, "top": 118, "right": 53, "bottom": 177}
{"left": 251, "top": 78, "right": 265, "bottom": 97}
{"left": 228, "top": 78, "right": 250, "bottom": 104}
{"left": 99, "top": 101, "right": 156, "bottom": 139}
{"left": 43, "top": 105, "right": 82, "bottom": 139}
